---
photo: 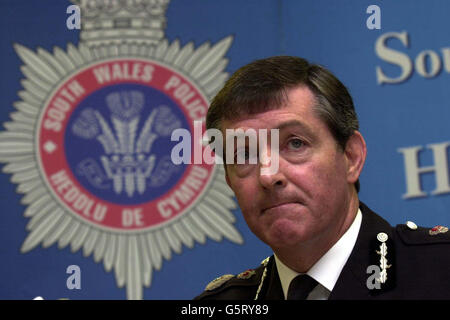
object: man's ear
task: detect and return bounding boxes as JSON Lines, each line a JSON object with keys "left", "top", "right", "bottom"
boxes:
{"left": 344, "top": 131, "right": 367, "bottom": 185}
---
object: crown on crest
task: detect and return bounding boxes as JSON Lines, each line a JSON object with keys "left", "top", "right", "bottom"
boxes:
{"left": 71, "top": 0, "right": 170, "bottom": 46}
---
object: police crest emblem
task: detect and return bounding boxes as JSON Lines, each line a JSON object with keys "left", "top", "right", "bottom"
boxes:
{"left": 0, "top": 0, "right": 242, "bottom": 299}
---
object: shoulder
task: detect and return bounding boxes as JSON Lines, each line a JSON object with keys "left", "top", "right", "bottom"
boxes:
{"left": 360, "top": 201, "right": 450, "bottom": 247}
{"left": 395, "top": 221, "right": 450, "bottom": 246}
{"left": 194, "top": 257, "right": 270, "bottom": 300}
{"left": 393, "top": 221, "right": 450, "bottom": 295}
{"left": 394, "top": 221, "right": 450, "bottom": 267}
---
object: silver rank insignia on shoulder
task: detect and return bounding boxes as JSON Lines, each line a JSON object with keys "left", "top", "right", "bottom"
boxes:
{"left": 376, "top": 232, "right": 391, "bottom": 284}
{"left": 406, "top": 221, "right": 418, "bottom": 230}
{"left": 205, "top": 274, "right": 234, "bottom": 291}
{"left": 429, "top": 225, "right": 449, "bottom": 236}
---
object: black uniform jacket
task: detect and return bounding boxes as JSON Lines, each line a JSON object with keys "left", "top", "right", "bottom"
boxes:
{"left": 195, "top": 202, "right": 450, "bottom": 300}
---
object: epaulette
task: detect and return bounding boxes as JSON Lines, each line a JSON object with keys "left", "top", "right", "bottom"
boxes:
{"left": 396, "top": 221, "right": 450, "bottom": 245}
{"left": 204, "top": 274, "right": 235, "bottom": 291}
{"left": 196, "top": 257, "right": 270, "bottom": 299}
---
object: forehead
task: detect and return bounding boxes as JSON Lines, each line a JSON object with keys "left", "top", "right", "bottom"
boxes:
{"left": 221, "top": 86, "right": 323, "bottom": 132}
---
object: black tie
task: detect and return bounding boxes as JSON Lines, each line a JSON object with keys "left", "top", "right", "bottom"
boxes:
{"left": 287, "top": 274, "right": 318, "bottom": 300}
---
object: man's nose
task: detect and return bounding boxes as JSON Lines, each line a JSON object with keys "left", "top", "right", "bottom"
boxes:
{"left": 257, "top": 138, "right": 284, "bottom": 188}
{"left": 258, "top": 160, "right": 286, "bottom": 189}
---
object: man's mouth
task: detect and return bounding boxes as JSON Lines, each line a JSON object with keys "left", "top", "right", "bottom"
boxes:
{"left": 261, "top": 201, "right": 302, "bottom": 214}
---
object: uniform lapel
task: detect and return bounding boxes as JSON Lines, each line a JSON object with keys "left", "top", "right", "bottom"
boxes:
{"left": 329, "top": 202, "right": 395, "bottom": 299}
{"left": 261, "top": 256, "right": 284, "bottom": 300}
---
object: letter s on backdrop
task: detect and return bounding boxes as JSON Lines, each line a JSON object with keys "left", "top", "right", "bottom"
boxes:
{"left": 375, "top": 31, "right": 413, "bottom": 84}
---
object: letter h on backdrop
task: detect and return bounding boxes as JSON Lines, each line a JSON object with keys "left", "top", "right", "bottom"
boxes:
{"left": 398, "top": 142, "right": 450, "bottom": 198}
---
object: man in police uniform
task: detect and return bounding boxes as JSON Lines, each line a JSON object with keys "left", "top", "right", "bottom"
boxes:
{"left": 195, "top": 56, "right": 450, "bottom": 300}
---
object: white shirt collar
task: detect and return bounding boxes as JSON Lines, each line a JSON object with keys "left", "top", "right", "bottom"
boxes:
{"left": 274, "top": 208, "right": 362, "bottom": 299}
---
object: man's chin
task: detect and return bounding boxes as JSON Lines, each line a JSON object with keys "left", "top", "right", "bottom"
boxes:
{"left": 263, "top": 218, "right": 311, "bottom": 248}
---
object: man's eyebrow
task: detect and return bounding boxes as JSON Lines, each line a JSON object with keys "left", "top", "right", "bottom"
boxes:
{"left": 275, "top": 120, "right": 315, "bottom": 136}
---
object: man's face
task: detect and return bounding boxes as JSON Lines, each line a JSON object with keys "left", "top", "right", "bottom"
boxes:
{"left": 223, "top": 86, "right": 359, "bottom": 251}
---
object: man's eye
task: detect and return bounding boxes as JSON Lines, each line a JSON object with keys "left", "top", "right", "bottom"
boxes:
{"left": 235, "top": 149, "right": 249, "bottom": 162}
{"left": 287, "top": 138, "right": 304, "bottom": 150}
{"left": 235, "top": 149, "right": 257, "bottom": 164}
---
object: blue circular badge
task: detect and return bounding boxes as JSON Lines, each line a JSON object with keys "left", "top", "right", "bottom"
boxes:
{"left": 65, "top": 83, "right": 189, "bottom": 205}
